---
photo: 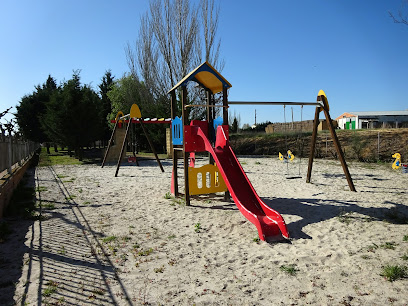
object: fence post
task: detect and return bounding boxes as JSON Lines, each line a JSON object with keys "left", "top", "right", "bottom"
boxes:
{"left": 8, "top": 135, "right": 12, "bottom": 174}
{"left": 377, "top": 131, "right": 380, "bottom": 161}
{"left": 17, "top": 141, "right": 22, "bottom": 166}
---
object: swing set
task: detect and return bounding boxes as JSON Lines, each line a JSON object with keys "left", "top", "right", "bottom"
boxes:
{"left": 229, "top": 90, "right": 356, "bottom": 192}
{"left": 101, "top": 104, "right": 165, "bottom": 177}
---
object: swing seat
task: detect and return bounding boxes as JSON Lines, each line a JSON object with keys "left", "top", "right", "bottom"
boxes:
{"left": 127, "top": 156, "right": 137, "bottom": 163}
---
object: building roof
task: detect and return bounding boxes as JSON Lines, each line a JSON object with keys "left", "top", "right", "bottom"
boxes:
{"left": 335, "top": 112, "right": 356, "bottom": 120}
{"left": 336, "top": 110, "right": 408, "bottom": 120}
{"left": 349, "top": 111, "right": 408, "bottom": 116}
{"left": 168, "top": 61, "right": 232, "bottom": 94}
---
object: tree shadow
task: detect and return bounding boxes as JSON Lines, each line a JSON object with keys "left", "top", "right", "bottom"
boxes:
{"left": 262, "top": 196, "right": 408, "bottom": 240}
{"left": 2, "top": 165, "right": 135, "bottom": 305}
{"left": 0, "top": 167, "right": 36, "bottom": 305}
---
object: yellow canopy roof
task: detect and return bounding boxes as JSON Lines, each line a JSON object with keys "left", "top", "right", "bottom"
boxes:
{"left": 168, "top": 61, "right": 231, "bottom": 94}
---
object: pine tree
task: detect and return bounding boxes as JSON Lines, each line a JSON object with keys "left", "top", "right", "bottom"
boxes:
{"left": 16, "top": 75, "right": 57, "bottom": 143}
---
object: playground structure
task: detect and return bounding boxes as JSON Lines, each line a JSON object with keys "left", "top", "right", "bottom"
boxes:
{"left": 168, "top": 62, "right": 356, "bottom": 241}
{"left": 101, "top": 104, "right": 165, "bottom": 177}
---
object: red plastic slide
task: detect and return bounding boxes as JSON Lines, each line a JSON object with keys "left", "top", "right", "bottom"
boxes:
{"left": 193, "top": 125, "right": 289, "bottom": 241}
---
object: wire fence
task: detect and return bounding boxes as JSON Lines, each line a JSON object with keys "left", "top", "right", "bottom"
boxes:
{"left": 0, "top": 133, "right": 40, "bottom": 178}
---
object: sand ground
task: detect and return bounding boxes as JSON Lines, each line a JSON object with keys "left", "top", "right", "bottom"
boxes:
{"left": 1, "top": 156, "right": 408, "bottom": 305}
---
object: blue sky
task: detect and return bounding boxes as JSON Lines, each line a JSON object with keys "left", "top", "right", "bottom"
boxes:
{"left": 1, "top": 0, "right": 407, "bottom": 127}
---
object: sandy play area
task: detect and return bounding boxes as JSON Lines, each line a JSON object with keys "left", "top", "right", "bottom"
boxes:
{"left": 3, "top": 156, "right": 408, "bottom": 305}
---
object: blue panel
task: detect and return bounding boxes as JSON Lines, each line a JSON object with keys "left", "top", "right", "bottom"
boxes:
{"left": 213, "top": 116, "right": 223, "bottom": 132}
{"left": 213, "top": 116, "right": 223, "bottom": 141}
{"left": 172, "top": 116, "right": 183, "bottom": 145}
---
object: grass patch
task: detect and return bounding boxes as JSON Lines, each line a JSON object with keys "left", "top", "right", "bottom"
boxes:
{"left": 168, "top": 197, "right": 185, "bottom": 206}
{"left": 102, "top": 236, "right": 117, "bottom": 243}
{"left": 403, "top": 235, "right": 408, "bottom": 242}
{"left": 39, "top": 147, "right": 81, "bottom": 167}
{"left": 154, "top": 266, "right": 165, "bottom": 273}
{"left": 6, "top": 178, "right": 38, "bottom": 220}
{"left": 138, "top": 248, "right": 153, "bottom": 256}
{"left": 42, "top": 280, "right": 58, "bottom": 297}
{"left": 280, "top": 264, "right": 299, "bottom": 276}
{"left": 57, "top": 246, "right": 66, "bottom": 255}
{"left": 366, "top": 243, "right": 379, "bottom": 252}
{"left": 91, "top": 288, "right": 105, "bottom": 295}
{"left": 35, "top": 186, "right": 48, "bottom": 192}
{"left": 253, "top": 237, "right": 260, "bottom": 243}
{"left": 62, "top": 178, "right": 75, "bottom": 183}
{"left": 41, "top": 202, "right": 56, "bottom": 210}
{"left": 134, "top": 151, "right": 168, "bottom": 159}
{"left": 380, "top": 242, "right": 397, "bottom": 250}
{"left": 194, "top": 223, "right": 202, "bottom": 233}
{"left": 381, "top": 265, "right": 407, "bottom": 282}
{"left": 164, "top": 192, "right": 172, "bottom": 199}
{"left": 337, "top": 209, "right": 353, "bottom": 225}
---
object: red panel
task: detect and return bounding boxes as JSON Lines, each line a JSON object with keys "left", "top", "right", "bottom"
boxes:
{"left": 190, "top": 120, "right": 208, "bottom": 138}
{"left": 184, "top": 125, "right": 206, "bottom": 152}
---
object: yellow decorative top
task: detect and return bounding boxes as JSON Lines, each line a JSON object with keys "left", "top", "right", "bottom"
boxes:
{"left": 318, "top": 89, "right": 330, "bottom": 111}
{"left": 130, "top": 104, "right": 142, "bottom": 119}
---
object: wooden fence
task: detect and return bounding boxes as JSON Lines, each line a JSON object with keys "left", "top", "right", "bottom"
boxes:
{"left": 0, "top": 134, "right": 39, "bottom": 178}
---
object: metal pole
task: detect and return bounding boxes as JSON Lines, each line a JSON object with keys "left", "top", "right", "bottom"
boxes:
{"left": 207, "top": 90, "right": 214, "bottom": 165}
{"left": 222, "top": 86, "right": 230, "bottom": 201}
{"left": 229, "top": 101, "right": 322, "bottom": 106}
{"left": 291, "top": 107, "right": 294, "bottom": 131}
{"left": 181, "top": 86, "right": 190, "bottom": 206}
{"left": 377, "top": 131, "right": 380, "bottom": 161}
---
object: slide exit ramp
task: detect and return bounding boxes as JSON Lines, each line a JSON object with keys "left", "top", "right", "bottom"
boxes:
{"left": 188, "top": 125, "right": 289, "bottom": 241}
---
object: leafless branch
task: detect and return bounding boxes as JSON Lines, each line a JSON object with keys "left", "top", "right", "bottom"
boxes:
{"left": 126, "top": 0, "right": 224, "bottom": 119}
{"left": 0, "top": 107, "right": 12, "bottom": 120}
{"left": 389, "top": 0, "right": 408, "bottom": 26}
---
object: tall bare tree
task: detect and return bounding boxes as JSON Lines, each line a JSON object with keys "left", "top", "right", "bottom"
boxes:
{"left": 127, "top": 0, "right": 223, "bottom": 118}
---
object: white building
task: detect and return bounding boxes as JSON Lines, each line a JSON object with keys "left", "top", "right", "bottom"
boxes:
{"left": 336, "top": 111, "right": 408, "bottom": 129}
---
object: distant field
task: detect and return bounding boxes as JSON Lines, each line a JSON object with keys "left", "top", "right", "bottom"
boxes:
{"left": 230, "top": 128, "right": 408, "bottom": 162}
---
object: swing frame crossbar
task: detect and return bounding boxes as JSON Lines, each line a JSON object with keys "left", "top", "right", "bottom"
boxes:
{"left": 229, "top": 101, "right": 323, "bottom": 107}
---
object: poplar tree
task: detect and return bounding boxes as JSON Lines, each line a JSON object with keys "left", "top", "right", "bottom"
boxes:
{"left": 126, "top": 0, "right": 224, "bottom": 119}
